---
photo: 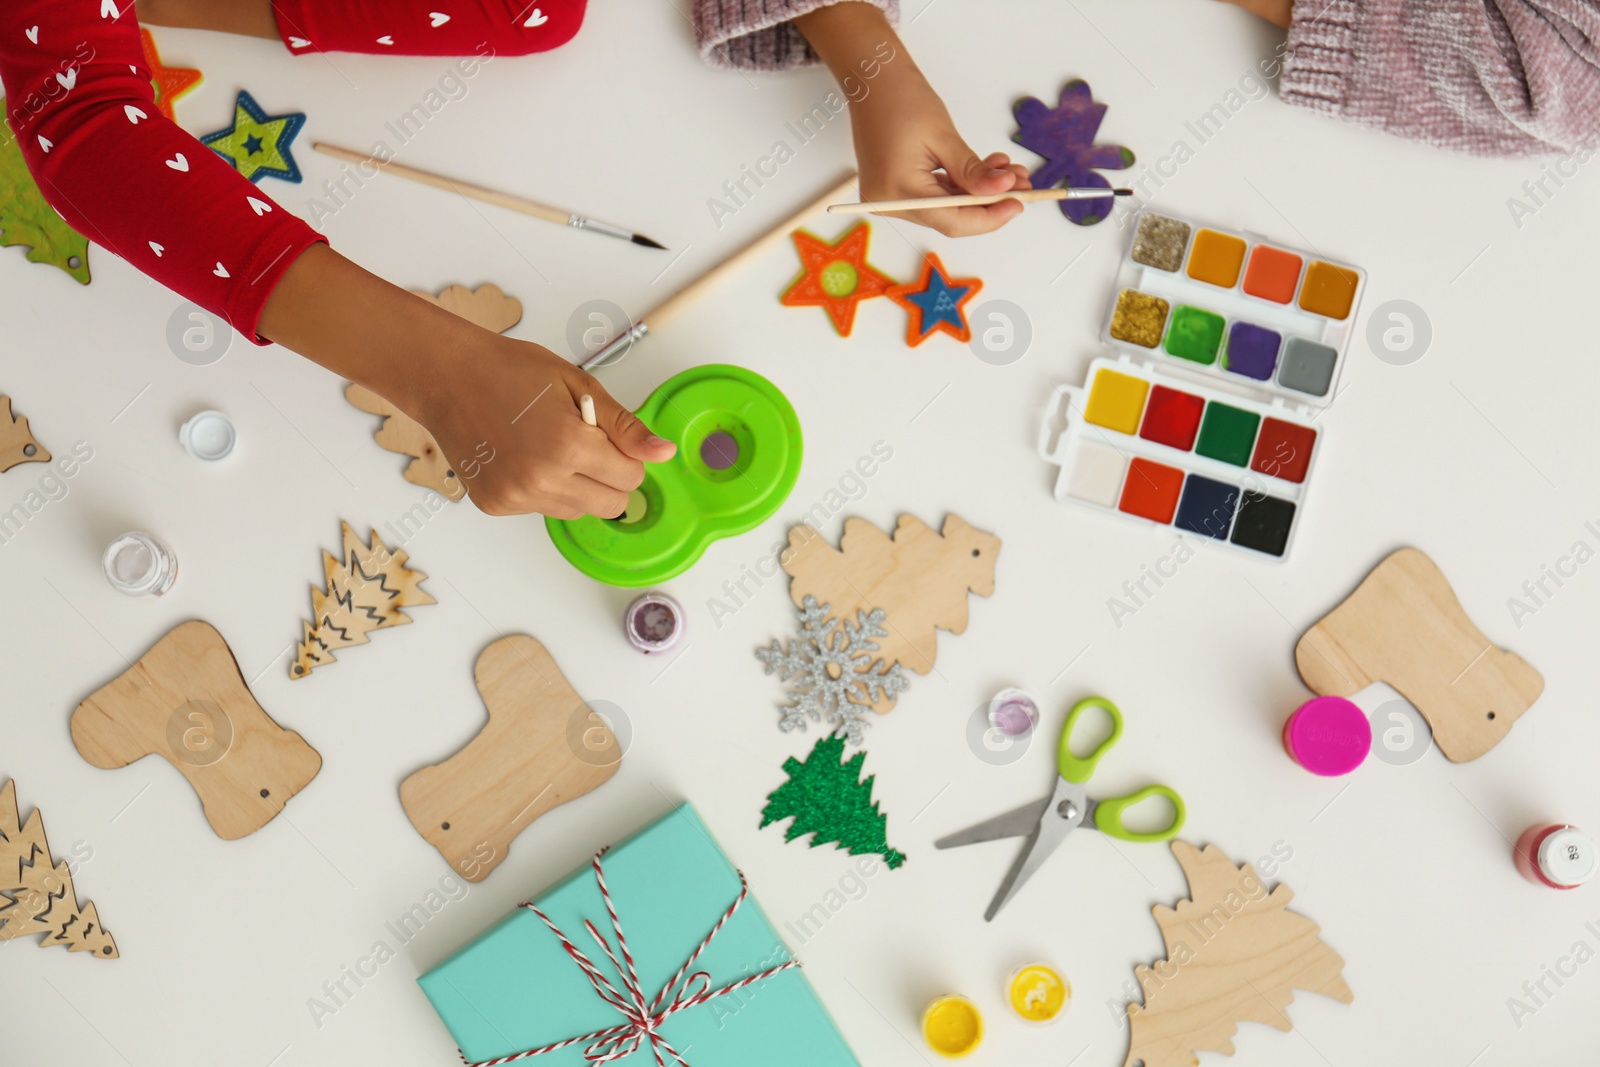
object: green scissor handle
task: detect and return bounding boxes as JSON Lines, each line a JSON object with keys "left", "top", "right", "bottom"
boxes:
{"left": 1056, "top": 696, "right": 1125, "bottom": 784}
{"left": 1092, "top": 785, "right": 1187, "bottom": 843}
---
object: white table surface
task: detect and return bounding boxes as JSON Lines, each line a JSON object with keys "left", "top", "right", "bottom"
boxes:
{"left": 4, "top": 2, "right": 1598, "bottom": 1064}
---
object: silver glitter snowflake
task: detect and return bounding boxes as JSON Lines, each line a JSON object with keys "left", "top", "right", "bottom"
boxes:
{"left": 756, "top": 595, "right": 911, "bottom": 745}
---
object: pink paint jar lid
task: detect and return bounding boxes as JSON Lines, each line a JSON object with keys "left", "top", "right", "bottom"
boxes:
{"left": 1283, "top": 696, "right": 1370, "bottom": 776}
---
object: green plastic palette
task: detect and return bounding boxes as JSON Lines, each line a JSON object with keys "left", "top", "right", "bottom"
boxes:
{"left": 546, "top": 364, "right": 803, "bottom": 587}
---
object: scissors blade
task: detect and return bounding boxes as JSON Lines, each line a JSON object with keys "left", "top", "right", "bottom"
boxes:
{"left": 982, "top": 778, "right": 1087, "bottom": 922}
{"left": 934, "top": 795, "right": 1051, "bottom": 849}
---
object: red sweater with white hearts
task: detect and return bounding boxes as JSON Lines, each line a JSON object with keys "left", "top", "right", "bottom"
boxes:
{"left": 0, "top": 0, "right": 896, "bottom": 342}
{"left": 0, "top": 0, "right": 588, "bottom": 341}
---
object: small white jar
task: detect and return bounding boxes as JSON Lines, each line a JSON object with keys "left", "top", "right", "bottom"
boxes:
{"left": 103, "top": 532, "right": 179, "bottom": 597}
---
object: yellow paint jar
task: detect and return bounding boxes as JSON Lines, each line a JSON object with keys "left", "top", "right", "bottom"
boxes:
{"left": 1007, "top": 962, "right": 1070, "bottom": 1024}
{"left": 922, "top": 994, "right": 983, "bottom": 1058}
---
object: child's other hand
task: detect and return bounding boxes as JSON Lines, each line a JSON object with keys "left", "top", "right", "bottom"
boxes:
{"left": 796, "top": 1, "right": 1030, "bottom": 238}
{"left": 419, "top": 339, "right": 676, "bottom": 519}
{"left": 851, "top": 71, "right": 1032, "bottom": 238}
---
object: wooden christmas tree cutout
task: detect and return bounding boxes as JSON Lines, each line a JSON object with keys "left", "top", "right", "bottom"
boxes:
{"left": 1296, "top": 547, "right": 1543, "bottom": 762}
{"left": 1124, "top": 842, "right": 1350, "bottom": 1067}
{"left": 412, "top": 282, "right": 524, "bottom": 333}
{"left": 400, "top": 635, "right": 620, "bottom": 882}
{"left": 0, "top": 780, "right": 117, "bottom": 960}
{"left": 292, "top": 521, "right": 435, "bottom": 678}
{"left": 345, "top": 283, "right": 522, "bottom": 500}
{"left": 780, "top": 514, "right": 999, "bottom": 713}
{"left": 72, "top": 622, "right": 322, "bottom": 841}
{"left": 0, "top": 395, "right": 51, "bottom": 472}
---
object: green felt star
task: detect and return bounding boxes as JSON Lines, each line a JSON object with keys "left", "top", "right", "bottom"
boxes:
{"left": 0, "top": 103, "right": 90, "bottom": 284}
{"left": 200, "top": 91, "right": 305, "bottom": 184}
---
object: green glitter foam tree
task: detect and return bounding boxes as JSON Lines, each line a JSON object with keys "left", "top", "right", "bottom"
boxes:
{"left": 760, "top": 733, "right": 906, "bottom": 870}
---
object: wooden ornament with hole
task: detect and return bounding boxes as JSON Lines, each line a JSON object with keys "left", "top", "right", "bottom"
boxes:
{"left": 71, "top": 621, "right": 322, "bottom": 840}
{"left": 1295, "top": 547, "right": 1543, "bottom": 762}
{"left": 0, "top": 779, "right": 118, "bottom": 959}
{"left": 781, "top": 514, "right": 999, "bottom": 712}
{"left": 344, "top": 283, "right": 522, "bottom": 500}
{"left": 400, "top": 635, "right": 619, "bottom": 882}
{"left": 1123, "top": 842, "right": 1351, "bottom": 1067}
{"left": 292, "top": 522, "right": 434, "bottom": 679}
{"left": 0, "top": 395, "right": 50, "bottom": 472}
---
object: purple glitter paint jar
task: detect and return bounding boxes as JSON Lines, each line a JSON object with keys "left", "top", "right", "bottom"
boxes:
{"left": 626, "top": 593, "right": 683, "bottom": 654}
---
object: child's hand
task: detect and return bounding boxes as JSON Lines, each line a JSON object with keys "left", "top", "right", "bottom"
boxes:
{"left": 850, "top": 70, "right": 1032, "bottom": 237}
{"left": 260, "top": 244, "right": 675, "bottom": 520}
{"left": 419, "top": 338, "right": 676, "bottom": 519}
{"left": 797, "top": 1, "right": 1030, "bottom": 238}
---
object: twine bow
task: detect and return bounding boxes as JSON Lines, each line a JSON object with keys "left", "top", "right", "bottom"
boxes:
{"left": 463, "top": 848, "right": 799, "bottom": 1067}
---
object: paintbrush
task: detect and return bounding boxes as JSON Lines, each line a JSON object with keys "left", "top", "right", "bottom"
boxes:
{"left": 311, "top": 142, "right": 666, "bottom": 249}
{"left": 828, "top": 187, "right": 1133, "bottom": 215}
{"left": 582, "top": 173, "right": 861, "bottom": 371}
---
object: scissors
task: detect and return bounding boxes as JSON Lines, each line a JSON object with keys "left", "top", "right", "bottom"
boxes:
{"left": 936, "top": 696, "right": 1186, "bottom": 921}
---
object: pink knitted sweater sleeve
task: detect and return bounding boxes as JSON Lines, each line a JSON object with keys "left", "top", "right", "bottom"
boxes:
{"left": 695, "top": 0, "right": 898, "bottom": 71}
{"left": 1281, "top": 0, "right": 1600, "bottom": 156}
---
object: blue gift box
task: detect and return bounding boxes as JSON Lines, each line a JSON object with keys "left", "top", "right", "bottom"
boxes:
{"left": 418, "top": 802, "right": 860, "bottom": 1066}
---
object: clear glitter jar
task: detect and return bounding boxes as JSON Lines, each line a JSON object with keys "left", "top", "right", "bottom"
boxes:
{"left": 103, "top": 532, "right": 178, "bottom": 597}
{"left": 987, "top": 687, "right": 1040, "bottom": 738}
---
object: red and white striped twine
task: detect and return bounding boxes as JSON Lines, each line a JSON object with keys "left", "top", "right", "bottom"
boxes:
{"left": 460, "top": 848, "right": 799, "bottom": 1067}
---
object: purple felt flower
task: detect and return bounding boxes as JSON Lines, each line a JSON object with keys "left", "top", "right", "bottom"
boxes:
{"left": 1013, "top": 79, "right": 1135, "bottom": 226}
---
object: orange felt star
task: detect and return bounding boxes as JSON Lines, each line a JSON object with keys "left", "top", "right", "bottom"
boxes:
{"left": 780, "top": 223, "right": 894, "bottom": 337}
{"left": 140, "top": 28, "right": 203, "bottom": 121}
{"left": 886, "top": 252, "right": 984, "bottom": 346}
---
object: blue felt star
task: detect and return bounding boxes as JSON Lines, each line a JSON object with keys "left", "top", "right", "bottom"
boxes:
{"left": 886, "top": 252, "right": 984, "bottom": 346}
{"left": 199, "top": 90, "right": 306, "bottom": 184}
{"left": 908, "top": 271, "right": 970, "bottom": 331}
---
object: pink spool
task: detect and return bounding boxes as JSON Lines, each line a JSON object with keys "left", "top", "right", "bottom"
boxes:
{"left": 1282, "top": 696, "right": 1370, "bottom": 777}
{"left": 1514, "top": 824, "right": 1596, "bottom": 890}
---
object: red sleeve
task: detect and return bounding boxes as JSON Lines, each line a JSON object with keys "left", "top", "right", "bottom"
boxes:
{"left": 269, "top": 0, "right": 587, "bottom": 56}
{"left": 0, "top": 2, "right": 323, "bottom": 342}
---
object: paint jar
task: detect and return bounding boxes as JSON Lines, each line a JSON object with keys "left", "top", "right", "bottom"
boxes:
{"left": 625, "top": 593, "right": 683, "bottom": 653}
{"left": 1282, "top": 696, "right": 1369, "bottom": 776}
{"left": 1514, "top": 824, "right": 1597, "bottom": 890}
{"left": 103, "top": 532, "right": 178, "bottom": 597}
{"left": 921, "top": 994, "right": 982, "bottom": 1058}
{"left": 1006, "top": 962, "right": 1070, "bottom": 1024}
{"left": 987, "top": 688, "right": 1040, "bottom": 738}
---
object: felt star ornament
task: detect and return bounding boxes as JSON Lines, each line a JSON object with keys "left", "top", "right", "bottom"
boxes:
{"left": 1013, "top": 79, "right": 1134, "bottom": 226}
{"left": 139, "top": 28, "right": 202, "bottom": 120}
{"left": 780, "top": 222, "right": 894, "bottom": 337}
{"left": 886, "top": 252, "right": 982, "bottom": 346}
{"left": 200, "top": 91, "right": 306, "bottom": 183}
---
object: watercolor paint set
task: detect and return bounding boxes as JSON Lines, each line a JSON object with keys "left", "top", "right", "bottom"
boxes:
{"left": 1039, "top": 209, "right": 1365, "bottom": 560}
{"left": 1103, "top": 210, "right": 1365, "bottom": 403}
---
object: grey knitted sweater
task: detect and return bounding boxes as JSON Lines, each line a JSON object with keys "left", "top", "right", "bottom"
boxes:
{"left": 695, "top": 0, "right": 1599, "bottom": 156}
